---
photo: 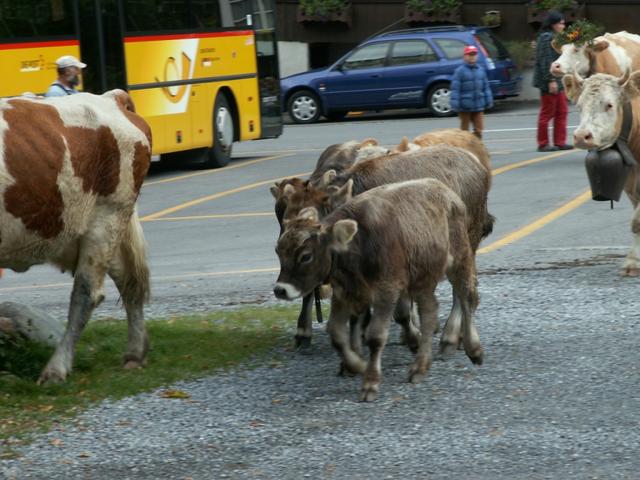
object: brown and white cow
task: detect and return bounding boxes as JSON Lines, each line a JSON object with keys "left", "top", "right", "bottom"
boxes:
{"left": 550, "top": 32, "right": 640, "bottom": 81}
{"left": 276, "top": 144, "right": 493, "bottom": 355}
{"left": 0, "top": 89, "right": 152, "bottom": 383}
{"left": 274, "top": 179, "right": 483, "bottom": 401}
{"left": 565, "top": 70, "right": 640, "bottom": 275}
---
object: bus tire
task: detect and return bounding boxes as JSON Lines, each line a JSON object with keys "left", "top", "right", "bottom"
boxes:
{"left": 206, "top": 93, "right": 234, "bottom": 168}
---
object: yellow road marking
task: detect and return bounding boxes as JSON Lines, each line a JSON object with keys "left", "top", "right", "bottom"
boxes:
{"left": 144, "top": 212, "right": 274, "bottom": 222}
{"left": 478, "top": 190, "right": 592, "bottom": 254}
{"left": 144, "top": 153, "right": 292, "bottom": 187}
{"left": 140, "top": 172, "right": 311, "bottom": 221}
{"left": 492, "top": 149, "right": 574, "bottom": 176}
{"left": 1, "top": 190, "right": 595, "bottom": 292}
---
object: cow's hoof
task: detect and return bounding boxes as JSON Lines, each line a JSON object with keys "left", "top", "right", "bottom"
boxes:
{"left": 294, "top": 335, "right": 312, "bottom": 350}
{"left": 359, "top": 387, "right": 379, "bottom": 402}
{"left": 621, "top": 266, "right": 640, "bottom": 277}
{"left": 439, "top": 340, "right": 459, "bottom": 357}
{"left": 123, "top": 360, "right": 144, "bottom": 370}
{"left": 467, "top": 348, "right": 484, "bottom": 366}
{"left": 37, "top": 368, "right": 67, "bottom": 385}
{"left": 408, "top": 370, "right": 426, "bottom": 384}
{"left": 337, "top": 362, "right": 358, "bottom": 377}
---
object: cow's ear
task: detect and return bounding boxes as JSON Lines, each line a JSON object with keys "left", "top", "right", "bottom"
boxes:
{"left": 396, "top": 136, "right": 410, "bottom": 152}
{"left": 270, "top": 182, "right": 281, "bottom": 199}
{"left": 551, "top": 39, "right": 562, "bottom": 54}
{"left": 591, "top": 39, "right": 610, "bottom": 53}
{"left": 563, "top": 74, "right": 583, "bottom": 102}
{"left": 330, "top": 219, "right": 358, "bottom": 251}
{"left": 321, "top": 169, "right": 337, "bottom": 187}
{"left": 298, "top": 207, "right": 319, "bottom": 222}
{"left": 329, "top": 179, "right": 353, "bottom": 209}
{"left": 623, "top": 71, "right": 640, "bottom": 99}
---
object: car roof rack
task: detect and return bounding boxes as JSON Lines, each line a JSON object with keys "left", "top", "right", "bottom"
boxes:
{"left": 377, "top": 25, "right": 473, "bottom": 37}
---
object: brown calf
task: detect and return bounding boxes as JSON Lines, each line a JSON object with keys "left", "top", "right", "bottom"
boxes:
{"left": 274, "top": 179, "right": 483, "bottom": 401}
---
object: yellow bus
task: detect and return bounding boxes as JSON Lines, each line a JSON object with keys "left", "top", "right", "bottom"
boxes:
{"left": 0, "top": 0, "right": 283, "bottom": 167}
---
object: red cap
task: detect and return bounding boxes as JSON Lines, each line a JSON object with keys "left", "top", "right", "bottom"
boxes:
{"left": 464, "top": 45, "right": 478, "bottom": 55}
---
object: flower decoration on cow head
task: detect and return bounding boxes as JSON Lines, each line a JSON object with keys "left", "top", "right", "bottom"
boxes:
{"left": 554, "top": 19, "right": 604, "bottom": 47}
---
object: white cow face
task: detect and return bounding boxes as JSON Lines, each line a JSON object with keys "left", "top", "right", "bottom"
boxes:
{"left": 567, "top": 71, "right": 640, "bottom": 151}
{"left": 550, "top": 43, "right": 590, "bottom": 78}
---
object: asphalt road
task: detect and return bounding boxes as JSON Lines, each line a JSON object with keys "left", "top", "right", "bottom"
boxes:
{"left": 0, "top": 101, "right": 634, "bottom": 316}
{"left": 3, "top": 102, "right": 640, "bottom": 479}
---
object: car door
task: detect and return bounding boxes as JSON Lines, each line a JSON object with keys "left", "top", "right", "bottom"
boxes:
{"left": 321, "top": 42, "right": 391, "bottom": 110}
{"left": 384, "top": 40, "right": 443, "bottom": 108}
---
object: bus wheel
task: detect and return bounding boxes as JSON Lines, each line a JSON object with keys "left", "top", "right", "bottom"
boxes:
{"left": 206, "top": 93, "right": 234, "bottom": 168}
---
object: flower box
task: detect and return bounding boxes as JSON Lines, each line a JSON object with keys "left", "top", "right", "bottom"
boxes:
{"left": 297, "top": 4, "right": 353, "bottom": 26}
{"left": 405, "top": 6, "right": 461, "bottom": 25}
{"left": 527, "top": 4, "right": 585, "bottom": 25}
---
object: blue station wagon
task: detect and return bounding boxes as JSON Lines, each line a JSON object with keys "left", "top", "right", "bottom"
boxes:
{"left": 281, "top": 26, "right": 522, "bottom": 124}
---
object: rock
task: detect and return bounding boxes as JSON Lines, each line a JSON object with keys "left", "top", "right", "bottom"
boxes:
{"left": 0, "top": 302, "right": 63, "bottom": 348}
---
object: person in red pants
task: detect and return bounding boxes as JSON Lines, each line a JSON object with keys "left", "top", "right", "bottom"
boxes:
{"left": 533, "top": 10, "right": 573, "bottom": 152}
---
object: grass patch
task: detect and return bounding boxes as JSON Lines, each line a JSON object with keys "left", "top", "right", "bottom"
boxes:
{"left": 0, "top": 305, "right": 298, "bottom": 453}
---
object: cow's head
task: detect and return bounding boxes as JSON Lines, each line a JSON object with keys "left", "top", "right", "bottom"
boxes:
{"left": 550, "top": 39, "right": 609, "bottom": 78}
{"left": 270, "top": 176, "right": 353, "bottom": 228}
{"left": 566, "top": 70, "right": 640, "bottom": 150}
{"left": 273, "top": 207, "right": 358, "bottom": 300}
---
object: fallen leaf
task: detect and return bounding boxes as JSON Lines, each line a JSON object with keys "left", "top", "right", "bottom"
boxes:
{"left": 160, "top": 389, "right": 191, "bottom": 399}
{"left": 271, "top": 398, "right": 283, "bottom": 405}
{"left": 39, "top": 405, "right": 54, "bottom": 413}
{"left": 50, "top": 438, "right": 64, "bottom": 447}
{"left": 78, "top": 452, "right": 92, "bottom": 458}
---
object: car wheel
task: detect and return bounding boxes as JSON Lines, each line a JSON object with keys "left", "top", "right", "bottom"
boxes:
{"left": 205, "top": 92, "right": 234, "bottom": 168}
{"left": 427, "top": 83, "right": 453, "bottom": 117}
{"left": 288, "top": 90, "right": 321, "bottom": 124}
{"left": 326, "top": 111, "right": 348, "bottom": 122}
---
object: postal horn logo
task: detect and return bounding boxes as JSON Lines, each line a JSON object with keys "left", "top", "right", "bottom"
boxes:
{"left": 156, "top": 52, "right": 192, "bottom": 103}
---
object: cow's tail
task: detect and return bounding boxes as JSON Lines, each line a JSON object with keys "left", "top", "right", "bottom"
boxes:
{"left": 482, "top": 212, "right": 496, "bottom": 239}
{"left": 119, "top": 207, "right": 150, "bottom": 305}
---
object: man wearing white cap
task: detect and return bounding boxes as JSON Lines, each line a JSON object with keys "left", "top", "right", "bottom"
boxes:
{"left": 44, "top": 55, "right": 87, "bottom": 97}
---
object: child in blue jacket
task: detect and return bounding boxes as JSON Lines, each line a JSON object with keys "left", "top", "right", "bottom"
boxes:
{"left": 450, "top": 45, "right": 493, "bottom": 139}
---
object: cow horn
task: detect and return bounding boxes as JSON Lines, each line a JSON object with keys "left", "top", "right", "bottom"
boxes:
{"left": 618, "top": 69, "right": 630, "bottom": 86}
{"left": 573, "top": 67, "right": 584, "bottom": 85}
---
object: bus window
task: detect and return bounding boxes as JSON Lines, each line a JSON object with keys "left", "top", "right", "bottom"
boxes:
{"left": 123, "top": 0, "right": 220, "bottom": 32}
{"left": 0, "top": 0, "right": 76, "bottom": 39}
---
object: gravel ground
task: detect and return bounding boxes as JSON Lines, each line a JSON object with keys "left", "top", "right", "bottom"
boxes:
{"left": 3, "top": 259, "right": 640, "bottom": 480}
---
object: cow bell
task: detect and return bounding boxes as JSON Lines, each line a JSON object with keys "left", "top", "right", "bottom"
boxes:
{"left": 585, "top": 147, "right": 631, "bottom": 202}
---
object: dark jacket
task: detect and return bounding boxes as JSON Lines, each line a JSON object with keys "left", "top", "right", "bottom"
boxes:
{"left": 533, "top": 31, "right": 564, "bottom": 94}
{"left": 450, "top": 62, "right": 493, "bottom": 113}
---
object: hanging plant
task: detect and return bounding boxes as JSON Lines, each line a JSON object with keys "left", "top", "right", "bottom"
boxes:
{"left": 405, "top": 0, "right": 461, "bottom": 25}
{"left": 481, "top": 10, "right": 501, "bottom": 28}
{"left": 297, "top": 0, "right": 352, "bottom": 26}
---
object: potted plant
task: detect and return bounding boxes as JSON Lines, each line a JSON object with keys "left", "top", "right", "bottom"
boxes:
{"left": 297, "top": 0, "right": 353, "bottom": 26}
{"left": 527, "top": 0, "right": 584, "bottom": 25}
{"left": 481, "top": 10, "right": 501, "bottom": 28}
{"left": 405, "top": 0, "right": 462, "bottom": 25}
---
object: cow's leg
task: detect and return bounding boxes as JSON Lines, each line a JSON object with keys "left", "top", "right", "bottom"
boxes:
{"left": 328, "top": 297, "right": 366, "bottom": 376}
{"left": 449, "top": 257, "right": 483, "bottom": 365}
{"left": 440, "top": 289, "right": 463, "bottom": 356}
{"left": 393, "top": 295, "right": 421, "bottom": 352}
{"left": 360, "top": 295, "right": 397, "bottom": 402}
{"left": 38, "top": 234, "right": 116, "bottom": 384}
{"left": 294, "top": 293, "right": 314, "bottom": 349}
{"left": 408, "top": 286, "right": 439, "bottom": 384}
{"left": 622, "top": 204, "right": 640, "bottom": 277}
{"left": 108, "top": 215, "right": 151, "bottom": 369}
{"left": 349, "top": 313, "right": 365, "bottom": 356}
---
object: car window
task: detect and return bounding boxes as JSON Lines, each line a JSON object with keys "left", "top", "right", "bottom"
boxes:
{"left": 342, "top": 43, "right": 390, "bottom": 70}
{"left": 432, "top": 38, "right": 467, "bottom": 60}
{"left": 475, "top": 31, "right": 510, "bottom": 60}
{"left": 389, "top": 41, "right": 438, "bottom": 66}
